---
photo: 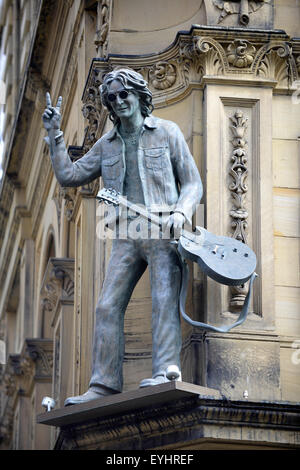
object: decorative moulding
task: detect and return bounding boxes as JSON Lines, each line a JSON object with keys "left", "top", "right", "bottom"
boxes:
{"left": 79, "top": 27, "right": 299, "bottom": 142}
{"left": 228, "top": 109, "right": 250, "bottom": 309}
{"left": 69, "top": 27, "right": 300, "bottom": 176}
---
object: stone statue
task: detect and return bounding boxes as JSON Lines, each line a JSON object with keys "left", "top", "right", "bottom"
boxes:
{"left": 42, "top": 68, "right": 203, "bottom": 405}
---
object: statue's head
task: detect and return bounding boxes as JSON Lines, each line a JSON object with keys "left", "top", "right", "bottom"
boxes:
{"left": 100, "top": 68, "right": 153, "bottom": 124}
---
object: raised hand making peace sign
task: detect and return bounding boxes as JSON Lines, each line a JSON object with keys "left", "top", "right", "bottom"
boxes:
{"left": 42, "top": 92, "right": 63, "bottom": 131}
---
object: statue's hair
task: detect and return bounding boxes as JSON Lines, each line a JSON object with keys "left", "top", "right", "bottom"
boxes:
{"left": 100, "top": 68, "right": 153, "bottom": 124}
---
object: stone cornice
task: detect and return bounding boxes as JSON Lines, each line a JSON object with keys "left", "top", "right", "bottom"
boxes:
{"left": 83, "top": 26, "right": 299, "bottom": 105}
{"left": 76, "top": 26, "right": 300, "bottom": 169}
{"left": 50, "top": 387, "right": 300, "bottom": 450}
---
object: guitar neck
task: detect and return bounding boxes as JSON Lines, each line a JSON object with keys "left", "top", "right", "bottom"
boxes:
{"left": 117, "top": 195, "right": 198, "bottom": 242}
{"left": 117, "top": 195, "right": 161, "bottom": 226}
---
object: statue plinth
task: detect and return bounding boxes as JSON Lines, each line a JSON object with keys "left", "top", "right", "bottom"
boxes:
{"left": 36, "top": 381, "right": 300, "bottom": 450}
{"left": 37, "top": 381, "right": 221, "bottom": 428}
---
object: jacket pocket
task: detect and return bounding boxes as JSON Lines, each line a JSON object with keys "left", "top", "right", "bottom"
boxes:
{"left": 102, "top": 155, "right": 120, "bottom": 180}
{"left": 144, "top": 148, "right": 166, "bottom": 170}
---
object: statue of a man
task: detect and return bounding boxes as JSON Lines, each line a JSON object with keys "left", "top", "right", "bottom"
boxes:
{"left": 42, "top": 68, "right": 203, "bottom": 405}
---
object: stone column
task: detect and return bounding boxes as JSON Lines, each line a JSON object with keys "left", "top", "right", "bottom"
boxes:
{"left": 201, "top": 68, "right": 280, "bottom": 401}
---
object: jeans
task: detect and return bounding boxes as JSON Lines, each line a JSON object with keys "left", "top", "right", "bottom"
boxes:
{"left": 89, "top": 238, "right": 182, "bottom": 392}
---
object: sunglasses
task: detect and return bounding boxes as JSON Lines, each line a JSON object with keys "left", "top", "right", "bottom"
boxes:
{"left": 107, "top": 90, "right": 130, "bottom": 102}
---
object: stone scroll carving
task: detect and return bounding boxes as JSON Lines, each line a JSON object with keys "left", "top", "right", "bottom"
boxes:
{"left": 40, "top": 258, "right": 75, "bottom": 319}
{"left": 228, "top": 110, "right": 249, "bottom": 309}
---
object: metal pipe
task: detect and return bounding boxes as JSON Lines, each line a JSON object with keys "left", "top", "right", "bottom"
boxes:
{"left": 240, "top": 0, "right": 249, "bottom": 26}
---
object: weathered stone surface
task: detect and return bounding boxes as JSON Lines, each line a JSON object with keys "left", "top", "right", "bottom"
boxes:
{"left": 204, "top": 335, "right": 281, "bottom": 401}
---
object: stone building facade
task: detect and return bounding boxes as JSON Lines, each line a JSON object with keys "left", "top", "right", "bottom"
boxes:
{"left": 0, "top": 0, "right": 299, "bottom": 449}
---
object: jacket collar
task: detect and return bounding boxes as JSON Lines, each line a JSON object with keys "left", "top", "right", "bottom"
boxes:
{"left": 107, "top": 115, "right": 157, "bottom": 141}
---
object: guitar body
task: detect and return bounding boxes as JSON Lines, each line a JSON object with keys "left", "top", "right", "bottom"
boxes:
{"left": 178, "top": 227, "right": 257, "bottom": 286}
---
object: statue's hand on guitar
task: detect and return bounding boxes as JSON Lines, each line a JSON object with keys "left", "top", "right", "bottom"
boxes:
{"left": 166, "top": 212, "right": 186, "bottom": 239}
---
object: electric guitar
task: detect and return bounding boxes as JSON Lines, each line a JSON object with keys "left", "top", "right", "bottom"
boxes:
{"left": 96, "top": 187, "right": 257, "bottom": 287}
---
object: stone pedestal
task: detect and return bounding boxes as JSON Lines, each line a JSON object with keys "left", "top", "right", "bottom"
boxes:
{"left": 37, "top": 381, "right": 300, "bottom": 450}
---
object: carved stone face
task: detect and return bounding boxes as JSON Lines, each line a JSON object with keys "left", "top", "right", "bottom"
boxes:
{"left": 107, "top": 80, "right": 141, "bottom": 121}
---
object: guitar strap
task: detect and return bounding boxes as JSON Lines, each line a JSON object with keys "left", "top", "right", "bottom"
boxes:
{"left": 177, "top": 254, "right": 257, "bottom": 333}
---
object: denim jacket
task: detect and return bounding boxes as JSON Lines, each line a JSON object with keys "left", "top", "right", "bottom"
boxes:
{"left": 48, "top": 115, "right": 203, "bottom": 224}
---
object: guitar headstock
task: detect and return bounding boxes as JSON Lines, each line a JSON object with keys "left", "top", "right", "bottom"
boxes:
{"left": 96, "top": 188, "right": 120, "bottom": 206}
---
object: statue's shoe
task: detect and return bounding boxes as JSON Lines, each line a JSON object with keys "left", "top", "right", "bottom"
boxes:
{"left": 139, "top": 374, "right": 168, "bottom": 388}
{"left": 64, "top": 387, "right": 117, "bottom": 406}
{"left": 139, "top": 366, "right": 182, "bottom": 388}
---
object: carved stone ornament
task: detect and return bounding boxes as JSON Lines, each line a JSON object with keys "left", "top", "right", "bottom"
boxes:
{"left": 41, "top": 278, "right": 60, "bottom": 314}
{"left": 52, "top": 183, "right": 65, "bottom": 234}
{"left": 213, "top": 0, "right": 267, "bottom": 26}
{"left": 227, "top": 39, "right": 256, "bottom": 68}
{"left": 0, "top": 404, "right": 14, "bottom": 445}
{"left": 60, "top": 187, "right": 78, "bottom": 221}
{"left": 297, "top": 56, "right": 300, "bottom": 76}
{"left": 229, "top": 110, "right": 249, "bottom": 243}
{"left": 3, "top": 372, "right": 16, "bottom": 397}
{"left": 52, "top": 264, "right": 75, "bottom": 299}
{"left": 94, "top": 0, "right": 111, "bottom": 57}
{"left": 82, "top": 77, "right": 103, "bottom": 151}
{"left": 149, "top": 62, "right": 177, "bottom": 90}
{"left": 26, "top": 339, "right": 53, "bottom": 380}
{"left": 195, "top": 36, "right": 226, "bottom": 76}
{"left": 228, "top": 110, "right": 250, "bottom": 309}
{"left": 80, "top": 27, "right": 299, "bottom": 120}
{"left": 2, "top": 353, "right": 34, "bottom": 398}
{"left": 256, "top": 45, "right": 292, "bottom": 87}
{"left": 40, "top": 258, "right": 75, "bottom": 316}
{"left": 253, "top": 42, "right": 293, "bottom": 81}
